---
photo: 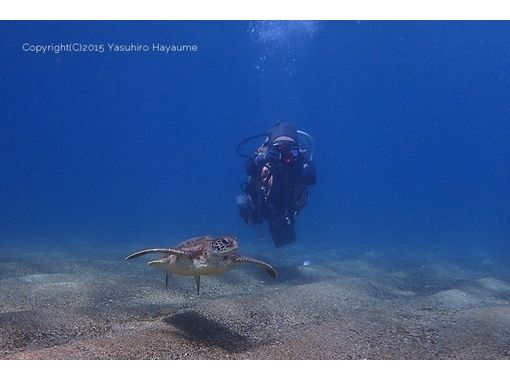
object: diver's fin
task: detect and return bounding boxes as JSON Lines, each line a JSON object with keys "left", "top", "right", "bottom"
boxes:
{"left": 165, "top": 272, "right": 170, "bottom": 290}
{"left": 194, "top": 275, "right": 200, "bottom": 295}
{"left": 257, "top": 224, "right": 265, "bottom": 242}
{"left": 233, "top": 256, "right": 278, "bottom": 278}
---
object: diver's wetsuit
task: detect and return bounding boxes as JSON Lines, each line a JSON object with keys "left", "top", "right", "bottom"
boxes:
{"left": 239, "top": 137, "right": 317, "bottom": 247}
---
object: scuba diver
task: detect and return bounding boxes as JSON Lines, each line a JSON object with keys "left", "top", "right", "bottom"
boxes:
{"left": 236, "top": 122, "right": 317, "bottom": 247}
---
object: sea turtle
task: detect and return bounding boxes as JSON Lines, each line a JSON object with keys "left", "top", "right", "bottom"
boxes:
{"left": 125, "top": 235, "right": 277, "bottom": 294}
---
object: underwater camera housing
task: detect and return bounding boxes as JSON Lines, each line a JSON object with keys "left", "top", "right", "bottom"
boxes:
{"left": 237, "top": 129, "right": 315, "bottom": 162}
{"left": 273, "top": 142, "right": 300, "bottom": 166}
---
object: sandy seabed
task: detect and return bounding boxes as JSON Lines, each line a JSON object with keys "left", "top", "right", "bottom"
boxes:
{"left": 0, "top": 245, "right": 509, "bottom": 360}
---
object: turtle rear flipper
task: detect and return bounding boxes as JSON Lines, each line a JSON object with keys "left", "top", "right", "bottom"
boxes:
{"left": 233, "top": 256, "right": 278, "bottom": 278}
{"left": 194, "top": 275, "right": 200, "bottom": 295}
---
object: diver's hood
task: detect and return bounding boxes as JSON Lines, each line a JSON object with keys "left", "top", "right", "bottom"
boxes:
{"left": 268, "top": 122, "right": 299, "bottom": 145}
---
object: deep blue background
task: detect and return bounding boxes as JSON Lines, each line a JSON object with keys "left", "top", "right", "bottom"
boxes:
{"left": 1, "top": 21, "right": 509, "bottom": 255}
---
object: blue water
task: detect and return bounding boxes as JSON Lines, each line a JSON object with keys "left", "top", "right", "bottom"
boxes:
{"left": 1, "top": 21, "right": 509, "bottom": 260}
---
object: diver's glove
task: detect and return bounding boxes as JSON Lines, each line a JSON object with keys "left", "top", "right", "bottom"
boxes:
{"left": 255, "top": 146, "right": 280, "bottom": 166}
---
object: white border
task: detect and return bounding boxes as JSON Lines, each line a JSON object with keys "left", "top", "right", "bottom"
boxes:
{"left": 1, "top": 360, "right": 509, "bottom": 380}
{"left": 2, "top": 0, "right": 510, "bottom": 376}
{"left": 2, "top": 0, "right": 510, "bottom": 20}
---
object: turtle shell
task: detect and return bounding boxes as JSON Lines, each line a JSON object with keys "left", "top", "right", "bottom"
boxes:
{"left": 175, "top": 235, "right": 238, "bottom": 257}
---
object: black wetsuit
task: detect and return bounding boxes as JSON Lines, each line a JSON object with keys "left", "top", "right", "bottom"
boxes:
{"left": 244, "top": 152, "right": 317, "bottom": 246}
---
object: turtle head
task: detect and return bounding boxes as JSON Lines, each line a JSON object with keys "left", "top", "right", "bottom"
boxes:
{"left": 211, "top": 236, "right": 238, "bottom": 255}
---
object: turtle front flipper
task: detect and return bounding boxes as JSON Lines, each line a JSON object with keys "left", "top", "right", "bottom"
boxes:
{"left": 233, "top": 256, "right": 278, "bottom": 278}
{"left": 125, "top": 248, "right": 174, "bottom": 260}
{"left": 125, "top": 248, "right": 193, "bottom": 261}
